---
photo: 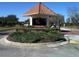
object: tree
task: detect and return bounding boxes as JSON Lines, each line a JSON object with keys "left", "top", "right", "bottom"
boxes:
{"left": 0, "top": 15, "right": 19, "bottom": 26}
{"left": 0, "top": 17, "right": 6, "bottom": 26}
{"left": 24, "top": 19, "right": 29, "bottom": 24}
{"left": 6, "top": 15, "right": 18, "bottom": 26}
{"left": 67, "top": 7, "right": 79, "bottom": 26}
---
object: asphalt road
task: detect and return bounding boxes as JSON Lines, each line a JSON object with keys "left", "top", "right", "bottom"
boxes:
{"left": 0, "top": 43, "right": 79, "bottom": 57}
{"left": 0, "top": 30, "right": 79, "bottom": 57}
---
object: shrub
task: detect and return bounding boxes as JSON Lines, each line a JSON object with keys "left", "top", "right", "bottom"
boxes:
{"left": 8, "top": 31, "right": 44, "bottom": 43}
{"left": 8, "top": 28, "right": 65, "bottom": 43}
{"left": 45, "top": 30, "right": 64, "bottom": 41}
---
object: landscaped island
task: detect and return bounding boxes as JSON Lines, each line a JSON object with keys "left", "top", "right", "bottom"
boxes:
{"left": 7, "top": 28, "right": 66, "bottom": 43}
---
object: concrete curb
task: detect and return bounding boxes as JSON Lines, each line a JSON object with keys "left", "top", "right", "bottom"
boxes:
{"left": 0, "top": 35, "right": 68, "bottom": 48}
{"left": 64, "top": 35, "right": 79, "bottom": 44}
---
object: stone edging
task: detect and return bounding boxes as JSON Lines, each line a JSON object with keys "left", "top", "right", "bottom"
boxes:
{"left": 0, "top": 35, "right": 68, "bottom": 48}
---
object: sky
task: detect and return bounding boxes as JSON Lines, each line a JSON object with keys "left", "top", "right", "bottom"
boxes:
{"left": 0, "top": 2, "right": 79, "bottom": 22}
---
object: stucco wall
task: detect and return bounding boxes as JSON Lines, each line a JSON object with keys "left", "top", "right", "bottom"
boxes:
{"left": 48, "top": 16, "right": 59, "bottom": 27}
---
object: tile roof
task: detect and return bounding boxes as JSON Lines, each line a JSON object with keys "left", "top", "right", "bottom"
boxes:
{"left": 23, "top": 3, "right": 57, "bottom": 16}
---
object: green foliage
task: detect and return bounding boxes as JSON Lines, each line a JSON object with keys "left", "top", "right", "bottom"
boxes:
{"left": 9, "top": 28, "right": 65, "bottom": 43}
{"left": 46, "top": 30, "right": 63, "bottom": 41}
{"left": 9, "top": 31, "right": 42, "bottom": 43}
{"left": 0, "top": 15, "right": 19, "bottom": 27}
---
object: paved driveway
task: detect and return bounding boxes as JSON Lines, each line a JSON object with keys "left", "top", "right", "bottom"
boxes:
{"left": 0, "top": 43, "right": 79, "bottom": 57}
{"left": 61, "top": 27, "right": 79, "bottom": 35}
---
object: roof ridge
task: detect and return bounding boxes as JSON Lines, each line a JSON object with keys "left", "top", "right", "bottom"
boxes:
{"left": 23, "top": 3, "right": 57, "bottom": 16}
{"left": 41, "top": 3, "right": 56, "bottom": 15}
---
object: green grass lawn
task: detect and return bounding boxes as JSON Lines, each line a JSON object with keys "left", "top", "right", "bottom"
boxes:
{"left": 0, "top": 25, "right": 23, "bottom": 31}
{"left": 0, "top": 27, "right": 15, "bottom": 31}
{"left": 65, "top": 26, "right": 79, "bottom": 29}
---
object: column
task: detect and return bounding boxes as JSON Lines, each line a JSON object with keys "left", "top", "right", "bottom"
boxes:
{"left": 29, "top": 17, "right": 32, "bottom": 26}
{"left": 47, "top": 16, "right": 49, "bottom": 27}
